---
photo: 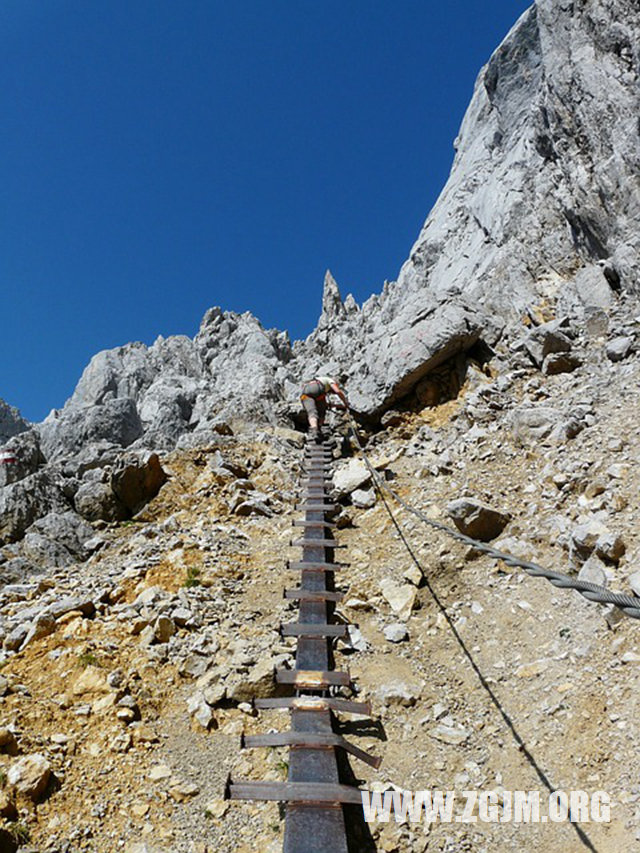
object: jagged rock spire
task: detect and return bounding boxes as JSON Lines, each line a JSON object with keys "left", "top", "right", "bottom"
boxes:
{"left": 319, "top": 270, "right": 346, "bottom": 327}
{"left": 0, "top": 398, "right": 29, "bottom": 443}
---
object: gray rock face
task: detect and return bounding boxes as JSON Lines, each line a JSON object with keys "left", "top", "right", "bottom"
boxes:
{"left": 0, "top": 471, "right": 71, "bottom": 544}
{"left": 394, "top": 0, "right": 640, "bottom": 315}
{"left": 22, "top": 511, "right": 94, "bottom": 567}
{"left": 3, "top": 0, "right": 639, "bottom": 568}
{"left": 38, "top": 398, "right": 143, "bottom": 461}
{"left": 0, "top": 399, "right": 29, "bottom": 443}
{"left": 0, "top": 430, "right": 44, "bottom": 488}
{"left": 111, "top": 451, "right": 167, "bottom": 515}
{"left": 65, "top": 311, "right": 292, "bottom": 440}
{"left": 291, "top": 0, "right": 640, "bottom": 415}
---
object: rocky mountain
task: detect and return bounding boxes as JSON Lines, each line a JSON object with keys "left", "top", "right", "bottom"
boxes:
{"left": 296, "top": 0, "right": 640, "bottom": 413}
{"left": 1, "top": 0, "right": 638, "bottom": 578}
{"left": 0, "top": 288, "right": 639, "bottom": 850}
{"left": 0, "top": 2, "right": 639, "bottom": 847}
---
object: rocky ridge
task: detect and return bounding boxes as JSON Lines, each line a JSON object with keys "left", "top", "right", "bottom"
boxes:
{"left": 2, "top": 0, "right": 639, "bottom": 562}
{"left": 1, "top": 0, "right": 640, "bottom": 849}
{"left": 0, "top": 291, "right": 639, "bottom": 850}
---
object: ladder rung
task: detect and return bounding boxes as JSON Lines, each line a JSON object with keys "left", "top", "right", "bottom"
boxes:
{"left": 241, "top": 732, "right": 381, "bottom": 769}
{"left": 228, "top": 780, "right": 364, "bottom": 805}
{"left": 280, "top": 623, "right": 347, "bottom": 638}
{"left": 284, "top": 589, "right": 344, "bottom": 603}
{"left": 254, "top": 696, "right": 371, "bottom": 715}
{"left": 287, "top": 561, "right": 346, "bottom": 571}
{"left": 276, "top": 669, "right": 351, "bottom": 688}
{"left": 290, "top": 538, "right": 341, "bottom": 548}
{"left": 295, "top": 504, "right": 337, "bottom": 512}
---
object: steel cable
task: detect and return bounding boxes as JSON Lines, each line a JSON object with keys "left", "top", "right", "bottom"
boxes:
{"left": 345, "top": 411, "right": 640, "bottom": 622}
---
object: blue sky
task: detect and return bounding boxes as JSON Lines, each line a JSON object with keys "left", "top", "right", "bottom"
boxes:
{"left": 1, "top": 0, "right": 532, "bottom": 422}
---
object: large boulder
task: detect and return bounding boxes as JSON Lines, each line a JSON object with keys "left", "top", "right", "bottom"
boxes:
{"left": 520, "top": 319, "right": 573, "bottom": 369}
{"left": 111, "top": 451, "right": 167, "bottom": 514}
{"left": 292, "top": 276, "right": 483, "bottom": 417}
{"left": 21, "top": 510, "right": 95, "bottom": 567}
{"left": 0, "top": 471, "right": 70, "bottom": 544}
{"left": 74, "top": 481, "right": 128, "bottom": 522}
{"left": 446, "top": 498, "right": 511, "bottom": 542}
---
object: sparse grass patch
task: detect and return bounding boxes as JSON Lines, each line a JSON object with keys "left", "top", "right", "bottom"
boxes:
{"left": 10, "top": 822, "right": 30, "bottom": 844}
{"left": 77, "top": 651, "right": 99, "bottom": 668}
{"left": 183, "top": 566, "right": 202, "bottom": 588}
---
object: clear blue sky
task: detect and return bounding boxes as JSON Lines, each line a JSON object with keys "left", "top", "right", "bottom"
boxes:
{"left": 1, "top": 0, "right": 531, "bottom": 422}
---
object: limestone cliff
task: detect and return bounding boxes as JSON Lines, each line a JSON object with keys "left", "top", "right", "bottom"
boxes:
{"left": 295, "top": 0, "right": 640, "bottom": 412}
{"left": 2, "top": 0, "right": 639, "bottom": 536}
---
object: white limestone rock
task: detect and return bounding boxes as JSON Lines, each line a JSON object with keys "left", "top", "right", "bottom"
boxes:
{"left": 7, "top": 753, "right": 51, "bottom": 800}
{"left": 332, "top": 459, "right": 371, "bottom": 497}
{"left": 379, "top": 580, "right": 418, "bottom": 622}
{"left": 0, "top": 399, "right": 29, "bottom": 443}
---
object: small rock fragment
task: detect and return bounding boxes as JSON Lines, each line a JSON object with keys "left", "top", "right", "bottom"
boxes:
{"left": 446, "top": 498, "right": 510, "bottom": 542}
{"left": 429, "top": 724, "right": 470, "bottom": 746}
{"left": 374, "top": 681, "right": 421, "bottom": 707}
{"left": 578, "top": 556, "right": 608, "bottom": 587}
{"left": 154, "top": 615, "right": 176, "bottom": 644}
{"left": 379, "top": 580, "right": 417, "bottom": 622}
{"left": 383, "top": 623, "right": 409, "bottom": 643}
{"left": 148, "top": 764, "right": 173, "bottom": 782}
{"left": 187, "top": 692, "right": 214, "bottom": 729}
{"left": 606, "top": 336, "right": 633, "bottom": 362}
{"left": 0, "top": 728, "right": 19, "bottom": 755}
{"left": 595, "top": 532, "right": 626, "bottom": 563}
{"left": 351, "top": 488, "right": 376, "bottom": 509}
{"left": 169, "top": 780, "right": 200, "bottom": 802}
{"left": 7, "top": 753, "right": 51, "bottom": 800}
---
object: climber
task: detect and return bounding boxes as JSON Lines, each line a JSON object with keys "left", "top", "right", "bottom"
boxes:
{"left": 300, "top": 375, "right": 348, "bottom": 441}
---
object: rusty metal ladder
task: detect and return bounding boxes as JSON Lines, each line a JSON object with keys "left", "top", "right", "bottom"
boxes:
{"left": 227, "top": 436, "right": 379, "bottom": 852}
